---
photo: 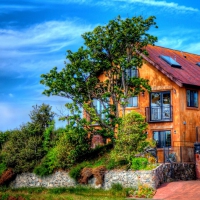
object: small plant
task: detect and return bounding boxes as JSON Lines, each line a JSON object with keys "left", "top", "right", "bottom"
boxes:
{"left": 131, "top": 157, "right": 148, "bottom": 170}
{"left": 131, "top": 184, "right": 155, "bottom": 198}
{"left": 111, "top": 183, "right": 123, "bottom": 191}
{"left": 49, "top": 187, "right": 67, "bottom": 194}
{"left": 0, "top": 163, "right": 7, "bottom": 177}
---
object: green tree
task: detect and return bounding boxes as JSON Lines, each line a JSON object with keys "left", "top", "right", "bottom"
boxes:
{"left": 0, "top": 104, "right": 55, "bottom": 173}
{"left": 28, "top": 103, "right": 55, "bottom": 134}
{"left": 111, "top": 111, "right": 148, "bottom": 164}
{"left": 40, "top": 15, "right": 157, "bottom": 138}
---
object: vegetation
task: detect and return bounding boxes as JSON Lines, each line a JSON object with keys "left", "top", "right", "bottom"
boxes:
{"left": 40, "top": 15, "right": 157, "bottom": 140}
{"left": 34, "top": 125, "right": 91, "bottom": 176}
{"left": 111, "top": 111, "right": 148, "bottom": 164}
{"left": 0, "top": 185, "right": 155, "bottom": 199}
{"left": 0, "top": 104, "right": 55, "bottom": 174}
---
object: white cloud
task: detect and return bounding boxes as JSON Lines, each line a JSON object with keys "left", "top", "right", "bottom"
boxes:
{"left": 0, "top": 20, "right": 93, "bottom": 56}
{"left": 0, "top": 4, "right": 38, "bottom": 14}
{"left": 9, "top": 93, "right": 14, "bottom": 98}
{"left": 112, "top": 0, "right": 198, "bottom": 12}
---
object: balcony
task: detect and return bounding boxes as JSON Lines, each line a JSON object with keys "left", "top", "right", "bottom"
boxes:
{"left": 145, "top": 105, "right": 173, "bottom": 122}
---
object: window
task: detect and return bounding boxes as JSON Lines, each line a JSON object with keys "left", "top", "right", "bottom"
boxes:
{"left": 93, "top": 99, "right": 109, "bottom": 119}
{"left": 150, "top": 91, "right": 171, "bottom": 121}
{"left": 127, "top": 96, "right": 138, "bottom": 107}
{"left": 125, "top": 68, "right": 138, "bottom": 78}
{"left": 160, "top": 55, "right": 181, "bottom": 68}
{"left": 153, "top": 131, "right": 171, "bottom": 148}
{"left": 196, "top": 62, "right": 200, "bottom": 67}
{"left": 187, "top": 90, "right": 198, "bottom": 107}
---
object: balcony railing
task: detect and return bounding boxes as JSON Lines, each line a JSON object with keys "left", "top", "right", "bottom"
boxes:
{"left": 145, "top": 105, "right": 173, "bottom": 122}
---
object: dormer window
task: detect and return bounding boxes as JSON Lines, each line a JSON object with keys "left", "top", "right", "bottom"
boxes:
{"left": 125, "top": 68, "right": 138, "bottom": 78}
{"left": 160, "top": 55, "right": 181, "bottom": 68}
{"left": 196, "top": 62, "right": 200, "bottom": 67}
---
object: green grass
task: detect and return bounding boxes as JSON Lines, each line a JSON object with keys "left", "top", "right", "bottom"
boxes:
{"left": 0, "top": 186, "right": 134, "bottom": 200}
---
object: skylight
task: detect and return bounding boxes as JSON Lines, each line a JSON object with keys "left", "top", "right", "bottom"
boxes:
{"left": 196, "top": 62, "right": 200, "bottom": 67}
{"left": 160, "top": 55, "right": 181, "bottom": 68}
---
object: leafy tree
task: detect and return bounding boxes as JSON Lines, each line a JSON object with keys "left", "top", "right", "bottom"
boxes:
{"left": 0, "top": 104, "right": 55, "bottom": 173}
{"left": 28, "top": 103, "right": 55, "bottom": 134}
{"left": 34, "top": 125, "right": 91, "bottom": 176}
{"left": 111, "top": 111, "right": 148, "bottom": 164}
{"left": 40, "top": 15, "right": 157, "bottom": 138}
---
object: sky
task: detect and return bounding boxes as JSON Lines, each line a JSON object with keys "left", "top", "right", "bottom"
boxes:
{"left": 1, "top": 0, "right": 200, "bottom": 131}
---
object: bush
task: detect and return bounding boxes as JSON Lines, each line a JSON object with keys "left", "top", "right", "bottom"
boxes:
{"left": 111, "top": 183, "right": 123, "bottom": 191}
{"left": 131, "top": 157, "right": 148, "bottom": 170}
{"left": 56, "top": 126, "right": 91, "bottom": 169}
{"left": 111, "top": 111, "right": 148, "bottom": 164}
{"left": 33, "top": 147, "right": 59, "bottom": 176}
{"left": 69, "top": 162, "right": 90, "bottom": 181}
{"left": 0, "top": 163, "right": 7, "bottom": 177}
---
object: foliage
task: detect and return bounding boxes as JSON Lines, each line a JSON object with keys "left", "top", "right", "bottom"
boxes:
{"left": 131, "top": 157, "right": 148, "bottom": 170}
{"left": 56, "top": 126, "right": 91, "bottom": 169}
{"left": 111, "top": 111, "right": 148, "bottom": 163}
{"left": 28, "top": 103, "right": 55, "bottom": 135}
{"left": 69, "top": 161, "right": 90, "bottom": 181}
{"left": 128, "top": 184, "right": 155, "bottom": 198}
{"left": 34, "top": 125, "right": 91, "bottom": 176}
{"left": 0, "top": 163, "right": 7, "bottom": 177}
{"left": 0, "top": 131, "right": 9, "bottom": 150}
{"left": 33, "top": 147, "right": 59, "bottom": 176}
{"left": 0, "top": 104, "right": 55, "bottom": 173}
{"left": 0, "top": 186, "right": 130, "bottom": 200}
{"left": 111, "top": 183, "right": 123, "bottom": 191}
{"left": 40, "top": 15, "right": 157, "bottom": 138}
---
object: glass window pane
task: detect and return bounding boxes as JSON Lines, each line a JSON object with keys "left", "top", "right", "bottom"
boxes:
{"left": 187, "top": 90, "right": 190, "bottom": 107}
{"left": 151, "top": 93, "right": 160, "bottom": 106}
{"left": 194, "top": 91, "right": 198, "bottom": 107}
{"left": 153, "top": 131, "right": 171, "bottom": 148}
{"left": 187, "top": 90, "right": 198, "bottom": 107}
{"left": 163, "top": 92, "right": 170, "bottom": 105}
{"left": 127, "top": 96, "right": 138, "bottom": 107}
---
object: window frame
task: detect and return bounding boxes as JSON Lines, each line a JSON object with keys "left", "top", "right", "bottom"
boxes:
{"left": 125, "top": 67, "right": 138, "bottom": 78}
{"left": 153, "top": 130, "right": 171, "bottom": 148}
{"left": 126, "top": 96, "right": 138, "bottom": 108}
{"left": 149, "top": 91, "right": 172, "bottom": 121}
{"left": 186, "top": 89, "right": 198, "bottom": 108}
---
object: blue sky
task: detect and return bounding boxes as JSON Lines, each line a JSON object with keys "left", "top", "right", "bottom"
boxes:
{"left": 1, "top": 0, "right": 200, "bottom": 131}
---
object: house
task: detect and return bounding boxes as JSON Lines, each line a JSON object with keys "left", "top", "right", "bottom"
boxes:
{"left": 87, "top": 45, "right": 200, "bottom": 163}
{"left": 135, "top": 45, "right": 200, "bottom": 162}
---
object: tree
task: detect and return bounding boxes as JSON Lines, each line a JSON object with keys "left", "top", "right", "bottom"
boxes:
{"left": 28, "top": 103, "right": 55, "bottom": 135}
{"left": 0, "top": 104, "right": 55, "bottom": 173}
{"left": 111, "top": 111, "right": 148, "bottom": 164}
{"left": 40, "top": 15, "right": 157, "bottom": 138}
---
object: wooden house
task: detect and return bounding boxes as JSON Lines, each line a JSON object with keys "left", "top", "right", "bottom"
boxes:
{"left": 88, "top": 45, "right": 200, "bottom": 163}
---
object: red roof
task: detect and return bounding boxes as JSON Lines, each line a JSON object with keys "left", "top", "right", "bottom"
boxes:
{"left": 142, "top": 45, "right": 200, "bottom": 87}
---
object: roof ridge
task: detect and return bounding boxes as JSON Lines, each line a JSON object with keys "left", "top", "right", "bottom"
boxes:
{"left": 149, "top": 44, "right": 200, "bottom": 57}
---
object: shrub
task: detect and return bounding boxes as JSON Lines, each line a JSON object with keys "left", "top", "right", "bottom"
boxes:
{"left": 0, "top": 163, "right": 7, "bottom": 177}
{"left": 130, "top": 184, "right": 155, "bottom": 198}
{"left": 111, "top": 183, "right": 123, "bottom": 191}
{"left": 111, "top": 111, "right": 148, "bottom": 164}
{"left": 56, "top": 126, "right": 91, "bottom": 169}
{"left": 34, "top": 147, "right": 59, "bottom": 176}
{"left": 69, "top": 162, "right": 90, "bottom": 181}
{"left": 131, "top": 157, "right": 148, "bottom": 170}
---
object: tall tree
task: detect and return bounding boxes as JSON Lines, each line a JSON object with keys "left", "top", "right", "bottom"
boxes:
{"left": 40, "top": 15, "right": 157, "bottom": 139}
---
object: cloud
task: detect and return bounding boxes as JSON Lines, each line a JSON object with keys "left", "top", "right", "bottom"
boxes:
{"left": 9, "top": 93, "right": 14, "bottom": 98}
{"left": 0, "top": 4, "right": 38, "bottom": 14}
{"left": 112, "top": 0, "right": 198, "bottom": 12}
{"left": 0, "top": 20, "right": 93, "bottom": 57}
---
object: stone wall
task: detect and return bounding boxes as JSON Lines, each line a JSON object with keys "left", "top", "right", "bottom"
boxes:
{"left": 153, "top": 163, "right": 196, "bottom": 187}
{"left": 10, "top": 163, "right": 195, "bottom": 189}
